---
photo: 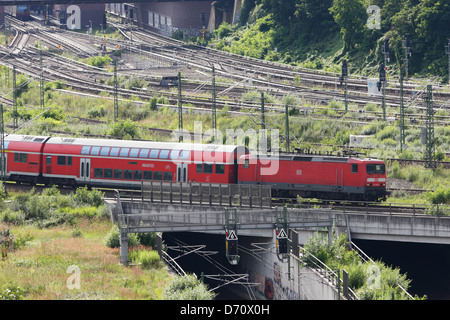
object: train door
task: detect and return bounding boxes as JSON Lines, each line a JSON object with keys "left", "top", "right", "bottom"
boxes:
{"left": 177, "top": 163, "right": 188, "bottom": 182}
{"left": 80, "top": 158, "right": 91, "bottom": 183}
{"left": 336, "top": 168, "right": 343, "bottom": 190}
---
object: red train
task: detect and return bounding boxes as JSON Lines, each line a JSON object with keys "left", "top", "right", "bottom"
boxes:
{"left": 1, "top": 134, "right": 388, "bottom": 201}
{"left": 5, "top": 5, "right": 31, "bottom": 21}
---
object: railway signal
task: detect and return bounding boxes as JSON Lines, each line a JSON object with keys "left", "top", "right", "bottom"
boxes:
{"left": 225, "top": 209, "right": 239, "bottom": 265}
{"left": 275, "top": 207, "right": 289, "bottom": 261}
{"left": 446, "top": 38, "right": 450, "bottom": 86}
{"left": 341, "top": 59, "right": 348, "bottom": 112}
{"left": 403, "top": 34, "right": 412, "bottom": 81}
{"left": 225, "top": 230, "right": 239, "bottom": 265}
{"left": 379, "top": 63, "right": 387, "bottom": 121}
{"left": 276, "top": 228, "right": 288, "bottom": 255}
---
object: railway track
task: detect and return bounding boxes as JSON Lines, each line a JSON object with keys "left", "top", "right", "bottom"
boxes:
{"left": 3, "top": 16, "right": 450, "bottom": 128}
{"left": 118, "top": 23, "right": 450, "bottom": 110}
{"left": 0, "top": 16, "right": 448, "bottom": 167}
{"left": 5, "top": 181, "right": 447, "bottom": 217}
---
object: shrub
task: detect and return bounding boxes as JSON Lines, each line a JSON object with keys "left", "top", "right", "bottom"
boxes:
{"left": 163, "top": 274, "right": 216, "bottom": 300}
{"left": 0, "top": 286, "right": 24, "bottom": 300}
{"left": 426, "top": 186, "right": 450, "bottom": 204}
{"left": 129, "top": 250, "right": 160, "bottom": 268}
{"left": 108, "top": 119, "right": 139, "bottom": 139}
{"left": 103, "top": 224, "right": 140, "bottom": 248}
{"left": 73, "top": 187, "right": 104, "bottom": 207}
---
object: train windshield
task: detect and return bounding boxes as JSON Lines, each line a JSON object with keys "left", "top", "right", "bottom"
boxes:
{"left": 18, "top": 6, "right": 28, "bottom": 12}
{"left": 366, "top": 164, "right": 385, "bottom": 174}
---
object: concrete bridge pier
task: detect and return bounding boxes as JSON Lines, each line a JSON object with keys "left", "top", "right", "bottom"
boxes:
{"left": 120, "top": 230, "right": 129, "bottom": 265}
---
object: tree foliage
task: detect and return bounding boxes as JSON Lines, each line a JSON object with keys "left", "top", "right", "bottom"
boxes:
{"left": 213, "top": 0, "right": 450, "bottom": 79}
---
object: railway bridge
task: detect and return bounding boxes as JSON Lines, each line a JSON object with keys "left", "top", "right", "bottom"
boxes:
{"left": 105, "top": 183, "right": 449, "bottom": 299}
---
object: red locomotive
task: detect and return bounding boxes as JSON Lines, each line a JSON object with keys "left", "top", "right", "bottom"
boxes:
{"left": 238, "top": 154, "right": 387, "bottom": 201}
{"left": 2, "top": 134, "right": 388, "bottom": 201}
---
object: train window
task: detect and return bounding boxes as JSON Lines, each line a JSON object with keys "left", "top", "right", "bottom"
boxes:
{"left": 104, "top": 169, "right": 113, "bottom": 179}
{"left": 129, "top": 148, "right": 140, "bottom": 158}
{"left": 149, "top": 149, "right": 160, "bottom": 158}
{"left": 351, "top": 164, "right": 358, "bottom": 173}
{"left": 159, "top": 150, "right": 170, "bottom": 159}
{"left": 114, "top": 169, "right": 122, "bottom": 179}
{"left": 57, "top": 156, "right": 66, "bottom": 166}
{"left": 243, "top": 159, "right": 249, "bottom": 169}
{"left": 90, "top": 146, "right": 101, "bottom": 156}
{"left": 81, "top": 146, "right": 91, "bottom": 155}
{"left": 46, "top": 155, "right": 52, "bottom": 165}
{"left": 203, "top": 164, "right": 213, "bottom": 174}
{"left": 196, "top": 164, "right": 202, "bottom": 173}
{"left": 100, "top": 147, "right": 110, "bottom": 156}
{"left": 110, "top": 147, "right": 120, "bottom": 157}
{"left": 153, "top": 171, "right": 162, "bottom": 180}
{"left": 133, "top": 170, "right": 142, "bottom": 180}
{"left": 169, "top": 150, "right": 180, "bottom": 160}
{"left": 366, "top": 164, "right": 385, "bottom": 174}
{"left": 215, "top": 164, "right": 225, "bottom": 174}
{"left": 179, "top": 150, "right": 190, "bottom": 160}
{"left": 67, "top": 157, "right": 72, "bottom": 166}
{"left": 143, "top": 171, "right": 152, "bottom": 180}
{"left": 139, "top": 149, "right": 150, "bottom": 158}
{"left": 120, "top": 148, "right": 130, "bottom": 157}
{"left": 124, "top": 170, "right": 132, "bottom": 180}
{"left": 94, "top": 168, "right": 103, "bottom": 178}
{"left": 163, "top": 172, "right": 173, "bottom": 181}
{"left": 14, "top": 153, "right": 27, "bottom": 163}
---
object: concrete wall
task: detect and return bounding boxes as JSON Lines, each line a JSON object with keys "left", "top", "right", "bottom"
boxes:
{"left": 238, "top": 231, "right": 340, "bottom": 300}
{"left": 0, "top": 6, "right": 4, "bottom": 27}
{"left": 140, "top": 1, "right": 212, "bottom": 36}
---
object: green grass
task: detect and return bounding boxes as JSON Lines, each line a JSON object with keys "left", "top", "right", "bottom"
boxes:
{"left": 0, "top": 217, "right": 173, "bottom": 300}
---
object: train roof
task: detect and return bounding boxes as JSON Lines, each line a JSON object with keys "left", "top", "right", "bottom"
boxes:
{"left": 4, "top": 134, "right": 245, "bottom": 153}
{"left": 5, "top": 134, "right": 50, "bottom": 143}
{"left": 44, "top": 136, "right": 245, "bottom": 154}
{"left": 239, "top": 154, "right": 384, "bottom": 163}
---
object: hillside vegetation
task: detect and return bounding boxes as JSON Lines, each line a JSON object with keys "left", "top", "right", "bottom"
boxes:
{"left": 211, "top": 0, "right": 450, "bottom": 80}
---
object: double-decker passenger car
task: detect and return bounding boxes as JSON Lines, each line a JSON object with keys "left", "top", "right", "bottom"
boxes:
{"left": 237, "top": 154, "right": 388, "bottom": 201}
{"left": 3, "top": 134, "right": 247, "bottom": 188}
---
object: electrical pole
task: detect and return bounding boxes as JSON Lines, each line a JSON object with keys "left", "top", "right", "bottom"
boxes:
{"left": 341, "top": 59, "right": 348, "bottom": 112}
{"left": 261, "top": 92, "right": 265, "bottom": 130}
{"left": 40, "top": 49, "right": 44, "bottom": 109}
{"left": 399, "top": 71, "right": 405, "bottom": 153}
{"left": 285, "top": 102, "right": 290, "bottom": 153}
{"left": 12, "top": 65, "right": 17, "bottom": 130}
{"left": 424, "top": 84, "right": 435, "bottom": 168}
{"left": 381, "top": 39, "right": 389, "bottom": 121}
{"left": 0, "top": 103, "right": 5, "bottom": 194}
{"left": 211, "top": 65, "right": 216, "bottom": 142}
{"left": 379, "top": 63, "right": 386, "bottom": 121}
{"left": 113, "top": 59, "right": 119, "bottom": 122}
{"left": 446, "top": 38, "right": 450, "bottom": 86}
{"left": 178, "top": 71, "right": 183, "bottom": 143}
{"left": 403, "top": 34, "right": 411, "bottom": 82}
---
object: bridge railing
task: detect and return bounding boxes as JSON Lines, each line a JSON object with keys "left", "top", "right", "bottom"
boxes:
{"left": 141, "top": 181, "right": 272, "bottom": 209}
{"left": 297, "top": 246, "right": 359, "bottom": 300}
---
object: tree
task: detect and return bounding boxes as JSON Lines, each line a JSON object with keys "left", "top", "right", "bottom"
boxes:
{"left": 329, "top": 0, "right": 366, "bottom": 51}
